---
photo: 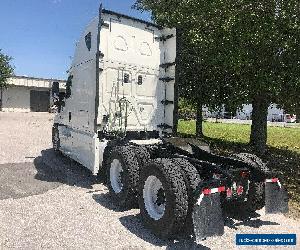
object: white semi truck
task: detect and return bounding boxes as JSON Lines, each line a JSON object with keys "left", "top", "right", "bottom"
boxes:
{"left": 52, "top": 6, "right": 288, "bottom": 241}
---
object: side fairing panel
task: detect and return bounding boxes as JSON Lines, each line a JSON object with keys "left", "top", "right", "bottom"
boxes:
{"left": 56, "top": 17, "right": 99, "bottom": 133}
{"left": 55, "top": 17, "right": 100, "bottom": 173}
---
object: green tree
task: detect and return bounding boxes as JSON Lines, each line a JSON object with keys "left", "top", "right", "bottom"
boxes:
{"left": 0, "top": 50, "right": 14, "bottom": 111}
{"left": 279, "top": 78, "right": 300, "bottom": 123}
{"left": 135, "top": 1, "right": 233, "bottom": 137}
{"left": 135, "top": 0, "right": 300, "bottom": 154}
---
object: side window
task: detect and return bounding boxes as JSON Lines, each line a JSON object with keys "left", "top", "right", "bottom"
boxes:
{"left": 65, "top": 75, "right": 73, "bottom": 99}
{"left": 85, "top": 32, "right": 92, "bottom": 51}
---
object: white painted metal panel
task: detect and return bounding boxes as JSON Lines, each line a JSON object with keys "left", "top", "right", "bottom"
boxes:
{"left": 98, "top": 12, "right": 176, "bottom": 134}
{"left": 54, "top": 10, "right": 176, "bottom": 174}
{"left": 56, "top": 16, "right": 100, "bottom": 172}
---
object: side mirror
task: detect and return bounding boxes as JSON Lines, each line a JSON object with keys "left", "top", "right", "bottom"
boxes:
{"left": 52, "top": 81, "right": 60, "bottom": 97}
{"left": 57, "top": 92, "right": 66, "bottom": 112}
{"left": 51, "top": 82, "right": 65, "bottom": 113}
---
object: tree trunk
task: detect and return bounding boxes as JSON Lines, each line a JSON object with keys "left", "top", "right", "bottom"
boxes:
{"left": 0, "top": 86, "right": 3, "bottom": 111}
{"left": 295, "top": 104, "right": 300, "bottom": 123}
{"left": 196, "top": 100, "right": 204, "bottom": 137}
{"left": 250, "top": 96, "right": 269, "bottom": 154}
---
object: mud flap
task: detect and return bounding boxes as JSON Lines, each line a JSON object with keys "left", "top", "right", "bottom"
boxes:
{"left": 265, "top": 181, "right": 289, "bottom": 214}
{"left": 192, "top": 193, "right": 224, "bottom": 242}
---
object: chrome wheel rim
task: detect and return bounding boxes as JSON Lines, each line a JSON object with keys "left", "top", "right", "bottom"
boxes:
{"left": 143, "top": 175, "right": 166, "bottom": 220}
{"left": 110, "top": 159, "right": 123, "bottom": 193}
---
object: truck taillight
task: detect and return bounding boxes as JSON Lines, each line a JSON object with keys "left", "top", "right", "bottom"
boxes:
{"left": 226, "top": 188, "right": 232, "bottom": 198}
{"left": 240, "top": 171, "right": 249, "bottom": 178}
{"left": 226, "top": 184, "right": 244, "bottom": 198}
{"left": 237, "top": 185, "right": 244, "bottom": 195}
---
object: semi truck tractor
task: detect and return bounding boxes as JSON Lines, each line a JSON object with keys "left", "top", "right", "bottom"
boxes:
{"left": 52, "top": 6, "right": 289, "bottom": 241}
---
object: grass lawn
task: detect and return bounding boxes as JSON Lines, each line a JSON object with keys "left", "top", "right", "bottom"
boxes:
{"left": 178, "top": 120, "right": 300, "bottom": 153}
{"left": 178, "top": 120, "right": 300, "bottom": 217}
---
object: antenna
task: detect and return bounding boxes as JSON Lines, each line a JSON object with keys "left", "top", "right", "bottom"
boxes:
{"left": 99, "top": 3, "right": 103, "bottom": 14}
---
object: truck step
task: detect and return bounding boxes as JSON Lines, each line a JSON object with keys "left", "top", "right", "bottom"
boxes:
{"left": 157, "top": 123, "right": 173, "bottom": 130}
{"left": 159, "top": 62, "right": 176, "bottom": 69}
{"left": 161, "top": 99, "right": 174, "bottom": 105}
{"left": 159, "top": 77, "right": 175, "bottom": 82}
{"left": 155, "top": 34, "right": 174, "bottom": 42}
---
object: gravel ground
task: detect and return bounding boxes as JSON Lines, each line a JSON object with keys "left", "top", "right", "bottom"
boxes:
{"left": 0, "top": 112, "right": 299, "bottom": 250}
{"left": 0, "top": 112, "right": 54, "bottom": 164}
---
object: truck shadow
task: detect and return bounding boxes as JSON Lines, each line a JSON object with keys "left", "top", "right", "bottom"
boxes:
{"left": 118, "top": 212, "right": 278, "bottom": 249}
{"left": 91, "top": 193, "right": 210, "bottom": 248}
{"left": 92, "top": 193, "right": 126, "bottom": 212}
{"left": 224, "top": 217, "right": 279, "bottom": 230}
{"left": 34, "top": 147, "right": 281, "bottom": 248}
{"left": 34, "top": 148, "right": 99, "bottom": 189}
{"left": 119, "top": 214, "right": 211, "bottom": 250}
{"left": 223, "top": 206, "right": 280, "bottom": 229}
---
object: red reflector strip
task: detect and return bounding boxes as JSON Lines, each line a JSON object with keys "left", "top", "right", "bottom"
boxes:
{"left": 266, "top": 178, "right": 279, "bottom": 183}
{"left": 265, "top": 178, "right": 282, "bottom": 188}
{"left": 198, "top": 186, "right": 225, "bottom": 205}
{"left": 202, "top": 189, "right": 211, "bottom": 195}
{"left": 202, "top": 186, "right": 225, "bottom": 195}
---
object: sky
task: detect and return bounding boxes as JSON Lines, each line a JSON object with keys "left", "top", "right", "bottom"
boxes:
{"left": 0, "top": 0, "right": 151, "bottom": 80}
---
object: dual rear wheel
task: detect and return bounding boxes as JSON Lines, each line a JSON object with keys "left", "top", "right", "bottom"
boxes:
{"left": 232, "top": 153, "right": 267, "bottom": 212}
{"left": 106, "top": 146, "right": 140, "bottom": 208}
{"left": 106, "top": 146, "right": 201, "bottom": 238}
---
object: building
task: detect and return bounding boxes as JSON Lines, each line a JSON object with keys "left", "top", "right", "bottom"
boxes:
{"left": 1, "top": 75, "right": 66, "bottom": 112}
{"left": 236, "top": 104, "right": 285, "bottom": 121}
{"left": 204, "top": 104, "right": 286, "bottom": 122}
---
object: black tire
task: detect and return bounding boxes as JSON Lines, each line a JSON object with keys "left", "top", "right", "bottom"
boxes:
{"left": 52, "top": 125, "right": 60, "bottom": 152}
{"left": 246, "top": 181, "right": 265, "bottom": 212}
{"left": 171, "top": 158, "right": 202, "bottom": 234}
{"left": 106, "top": 146, "right": 140, "bottom": 209}
{"left": 234, "top": 153, "right": 269, "bottom": 172}
{"left": 139, "top": 158, "right": 188, "bottom": 239}
{"left": 234, "top": 153, "right": 267, "bottom": 212}
{"left": 133, "top": 145, "right": 150, "bottom": 167}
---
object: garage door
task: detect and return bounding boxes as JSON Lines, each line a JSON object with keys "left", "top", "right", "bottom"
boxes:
{"left": 30, "top": 90, "right": 50, "bottom": 112}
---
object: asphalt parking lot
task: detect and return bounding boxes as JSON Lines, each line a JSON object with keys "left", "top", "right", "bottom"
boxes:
{"left": 0, "top": 112, "right": 299, "bottom": 249}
